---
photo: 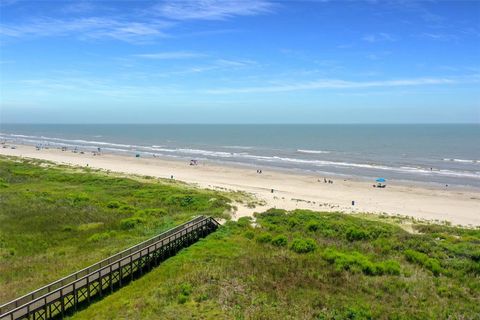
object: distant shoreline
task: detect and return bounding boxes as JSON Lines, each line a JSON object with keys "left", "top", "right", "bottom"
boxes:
{"left": 2, "top": 143, "right": 479, "bottom": 227}
{"left": 1, "top": 124, "right": 480, "bottom": 189}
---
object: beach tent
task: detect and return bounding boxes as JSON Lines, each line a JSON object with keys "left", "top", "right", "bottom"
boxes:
{"left": 376, "top": 178, "right": 386, "bottom": 183}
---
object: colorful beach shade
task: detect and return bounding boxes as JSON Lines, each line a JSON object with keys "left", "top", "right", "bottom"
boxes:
{"left": 376, "top": 178, "right": 386, "bottom": 182}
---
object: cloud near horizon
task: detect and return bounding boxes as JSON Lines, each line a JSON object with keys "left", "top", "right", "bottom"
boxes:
{"left": 203, "top": 77, "right": 470, "bottom": 94}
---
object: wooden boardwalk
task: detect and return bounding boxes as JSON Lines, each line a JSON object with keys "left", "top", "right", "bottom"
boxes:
{"left": 0, "top": 216, "right": 219, "bottom": 320}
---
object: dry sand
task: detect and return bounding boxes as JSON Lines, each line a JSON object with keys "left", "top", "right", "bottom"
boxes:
{"left": 1, "top": 144, "right": 479, "bottom": 226}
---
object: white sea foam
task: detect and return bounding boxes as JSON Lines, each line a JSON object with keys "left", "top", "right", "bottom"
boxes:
{"left": 3, "top": 132, "right": 479, "bottom": 180}
{"left": 223, "top": 145, "right": 253, "bottom": 150}
{"left": 443, "top": 158, "right": 478, "bottom": 164}
{"left": 297, "top": 149, "right": 331, "bottom": 154}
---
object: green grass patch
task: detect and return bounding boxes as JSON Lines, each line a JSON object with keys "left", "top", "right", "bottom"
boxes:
{"left": 0, "top": 157, "right": 232, "bottom": 303}
{"left": 70, "top": 209, "right": 479, "bottom": 319}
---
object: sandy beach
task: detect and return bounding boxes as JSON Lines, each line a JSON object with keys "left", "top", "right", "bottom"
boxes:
{"left": 1, "top": 144, "right": 479, "bottom": 226}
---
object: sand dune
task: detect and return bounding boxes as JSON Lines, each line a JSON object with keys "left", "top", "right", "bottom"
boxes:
{"left": 1, "top": 144, "right": 479, "bottom": 226}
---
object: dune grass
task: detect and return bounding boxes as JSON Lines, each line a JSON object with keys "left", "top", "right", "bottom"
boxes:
{"left": 1, "top": 157, "right": 479, "bottom": 319}
{"left": 0, "top": 157, "right": 232, "bottom": 303}
{"left": 68, "top": 209, "right": 480, "bottom": 320}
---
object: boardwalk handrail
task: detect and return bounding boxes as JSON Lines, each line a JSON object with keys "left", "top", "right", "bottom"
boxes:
{"left": 0, "top": 215, "right": 207, "bottom": 314}
{"left": 1, "top": 216, "right": 219, "bottom": 320}
{"left": 1, "top": 216, "right": 220, "bottom": 319}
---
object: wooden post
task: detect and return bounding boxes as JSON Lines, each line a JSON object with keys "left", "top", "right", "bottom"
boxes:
{"left": 87, "top": 276, "right": 90, "bottom": 303}
{"left": 61, "top": 289, "right": 65, "bottom": 318}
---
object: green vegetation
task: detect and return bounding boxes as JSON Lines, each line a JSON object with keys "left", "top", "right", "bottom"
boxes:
{"left": 1, "top": 157, "right": 479, "bottom": 319}
{"left": 71, "top": 209, "right": 479, "bottom": 319}
{"left": 0, "top": 157, "right": 232, "bottom": 303}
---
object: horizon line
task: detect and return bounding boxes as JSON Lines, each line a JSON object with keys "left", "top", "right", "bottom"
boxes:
{"left": 1, "top": 122, "right": 479, "bottom": 126}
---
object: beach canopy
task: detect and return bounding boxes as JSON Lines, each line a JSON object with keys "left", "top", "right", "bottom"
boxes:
{"left": 376, "top": 178, "right": 386, "bottom": 182}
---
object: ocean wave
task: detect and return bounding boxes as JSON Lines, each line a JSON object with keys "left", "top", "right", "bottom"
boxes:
{"left": 3, "top": 132, "right": 479, "bottom": 180}
{"left": 241, "top": 155, "right": 480, "bottom": 179}
{"left": 443, "top": 158, "right": 478, "bottom": 164}
{"left": 297, "top": 149, "right": 331, "bottom": 154}
{"left": 223, "top": 145, "right": 253, "bottom": 150}
{"left": 0, "top": 133, "right": 133, "bottom": 149}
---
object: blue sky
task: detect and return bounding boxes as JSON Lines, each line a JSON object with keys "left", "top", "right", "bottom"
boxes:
{"left": 0, "top": 0, "right": 479, "bottom": 123}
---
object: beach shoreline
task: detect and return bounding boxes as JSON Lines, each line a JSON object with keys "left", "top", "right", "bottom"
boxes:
{"left": 1, "top": 144, "right": 479, "bottom": 226}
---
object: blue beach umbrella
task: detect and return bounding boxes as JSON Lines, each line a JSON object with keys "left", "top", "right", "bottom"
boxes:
{"left": 376, "top": 178, "right": 386, "bottom": 183}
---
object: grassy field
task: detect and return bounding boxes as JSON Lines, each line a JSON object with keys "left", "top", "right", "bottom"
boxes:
{"left": 1, "top": 157, "right": 479, "bottom": 319}
{"left": 0, "top": 157, "right": 232, "bottom": 303}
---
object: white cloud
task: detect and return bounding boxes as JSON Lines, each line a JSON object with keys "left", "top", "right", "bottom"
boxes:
{"left": 204, "top": 77, "right": 457, "bottom": 94}
{"left": 134, "top": 51, "right": 205, "bottom": 59}
{"left": 420, "top": 33, "right": 458, "bottom": 41}
{"left": 154, "top": 0, "right": 274, "bottom": 20}
{"left": 362, "top": 32, "right": 395, "bottom": 43}
{"left": 61, "top": 1, "right": 96, "bottom": 14}
{"left": 0, "top": 17, "right": 170, "bottom": 43}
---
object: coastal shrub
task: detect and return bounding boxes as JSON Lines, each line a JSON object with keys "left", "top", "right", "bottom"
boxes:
{"left": 166, "top": 195, "right": 195, "bottom": 208}
{"left": 88, "top": 232, "right": 114, "bottom": 242}
{"left": 176, "top": 283, "right": 193, "bottom": 304}
{"left": 378, "top": 260, "right": 402, "bottom": 275}
{"left": 346, "top": 227, "right": 370, "bottom": 241}
{"left": 62, "top": 225, "right": 74, "bottom": 232}
{"left": 256, "top": 233, "right": 273, "bottom": 244}
{"left": 288, "top": 217, "right": 300, "bottom": 228}
{"left": 68, "top": 193, "right": 90, "bottom": 206}
{"left": 120, "top": 205, "right": 135, "bottom": 212}
{"left": 120, "top": 217, "right": 146, "bottom": 230}
{"left": 323, "top": 248, "right": 400, "bottom": 276}
{"left": 290, "top": 238, "right": 317, "bottom": 253}
{"left": 256, "top": 208, "right": 287, "bottom": 219}
{"left": 177, "top": 294, "right": 188, "bottom": 304}
{"left": 306, "top": 220, "right": 320, "bottom": 232}
{"left": 237, "top": 217, "right": 252, "bottom": 228}
{"left": 106, "top": 200, "right": 120, "bottom": 209}
{"left": 137, "top": 208, "right": 167, "bottom": 218}
{"left": 243, "top": 231, "right": 255, "bottom": 239}
{"left": 271, "top": 235, "right": 288, "bottom": 247}
{"left": 404, "top": 249, "right": 444, "bottom": 276}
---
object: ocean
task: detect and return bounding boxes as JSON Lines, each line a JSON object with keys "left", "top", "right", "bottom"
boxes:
{"left": 1, "top": 124, "right": 479, "bottom": 188}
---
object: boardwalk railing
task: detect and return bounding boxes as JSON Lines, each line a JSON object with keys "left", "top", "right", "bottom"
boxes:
{"left": 0, "top": 216, "right": 219, "bottom": 320}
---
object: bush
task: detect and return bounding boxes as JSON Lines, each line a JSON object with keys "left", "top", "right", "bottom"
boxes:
{"left": 378, "top": 260, "right": 401, "bottom": 275}
{"left": 237, "top": 217, "right": 252, "bottom": 228}
{"left": 243, "top": 231, "right": 255, "bottom": 239}
{"left": 177, "top": 294, "right": 188, "bottom": 304}
{"left": 306, "top": 220, "right": 320, "bottom": 232}
{"left": 88, "top": 232, "right": 113, "bottom": 242}
{"left": 346, "top": 227, "right": 370, "bottom": 241}
{"left": 137, "top": 208, "right": 167, "bottom": 217}
{"left": 166, "top": 195, "right": 195, "bottom": 207}
{"left": 256, "top": 233, "right": 273, "bottom": 243}
{"left": 404, "top": 249, "right": 444, "bottom": 276}
{"left": 68, "top": 193, "right": 90, "bottom": 206}
{"left": 290, "top": 238, "right": 317, "bottom": 253}
{"left": 288, "top": 217, "right": 300, "bottom": 228}
{"left": 323, "top": 248, "right": 400, "bottom": 276}
{"left": 258, "top": 208, "right": 287, "bottom": 218}
{"left": 106, "top": 201, "right": 120, "bottom": 209}
{"left": 120, "top": 217, "right": 146, "bottom": 230}
{"left": 271, "top": 235, "right": 288, "bottom": 247}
